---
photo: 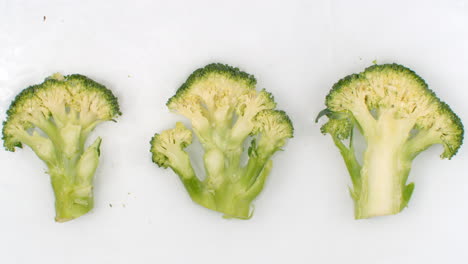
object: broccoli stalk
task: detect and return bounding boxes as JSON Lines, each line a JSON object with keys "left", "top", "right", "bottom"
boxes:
{"left": 150, "top": 63, "right": 293, "bottom": 219}
{"left": 3, "top": 73, "right": 121, "bottom": 222}
{"left": 317, "top": 64, "right": 464, "bottom": 219}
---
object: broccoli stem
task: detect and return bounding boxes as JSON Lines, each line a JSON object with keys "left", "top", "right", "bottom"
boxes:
{"left": 177, "top": 171, "right": 215, "bottom": 209}
{"left": 354, "top": 113, "right": 416, "bottom": 219}
{"left": 51, "top": 171, "right": 94, "bottom": 222}
{"left": 216, "top": 159, "right": 272, "bottom": 219}
{"left": 48, "top": 137, "right": 101, "bottom": 222}
{"left": 356, "top": 140, "right": 405, "bottom": 218}
{"left": 243, "top": 160, "right": 272, "bottom": 202}
{"left": 201, "top": 147, "right": 251, "bottom": 218}
{"left": 331, "top": 134, "right": 361, "bottom": 199}
{"left": 195, "top": 145, "right": 273, "bottom": 219}
{"left": 242, "top": 155, "right": 267, "bottom": 187}
{"left": 213, "top": 183, "right": 252, "bottom": 219}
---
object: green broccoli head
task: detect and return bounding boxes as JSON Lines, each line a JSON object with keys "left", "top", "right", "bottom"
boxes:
{"left": 151, "top": 63, "right": 293, "bottom": 219}
{"left": 150, "top": 122, "right": 193, "bottom": 173}
{"left": 3, "top": 74, "right": 120, "bottom": 151}
{"left": 325, "top": 64, "right": 463, "bottom": 158}
{"left": 317, "top": 64, "right": 464, "bottom": 219}
{"left": 2, "top": 73, "right": 120, "bottom": 222}
{"left": 252, "top": 110, "right": 294, "bottom": 156}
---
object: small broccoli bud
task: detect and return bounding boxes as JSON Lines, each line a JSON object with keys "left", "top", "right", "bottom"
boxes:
{"left": 230, "top": 89, "right": 277, "bottom": 144}
{"left": 252, "top": 110, "right": 294, "bottom": 156}
{"left": 151, "top": 63, "right": 293, "bottom": 219}
{"left": 317, "top": 63, "right": 464, "bottom": 219}
{"left": 2, "top": 73, "right": 121, "bottom": 222}
{"left": 320, "top": 117, "right": 353, "bottom": 140}
{"left": 167, "top": 95, "right": 211, "bottom": 144}
{"left": 150, "top": 122, "right": 193, "bottom": 177}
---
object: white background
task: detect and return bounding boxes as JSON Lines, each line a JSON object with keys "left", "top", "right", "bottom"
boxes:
{"left": 0, "top": 0, "right": 467, "bottom": 263}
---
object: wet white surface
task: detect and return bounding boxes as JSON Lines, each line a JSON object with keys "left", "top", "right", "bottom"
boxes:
{"left": 0, "top": 0, "right": 467, "bottom": 263}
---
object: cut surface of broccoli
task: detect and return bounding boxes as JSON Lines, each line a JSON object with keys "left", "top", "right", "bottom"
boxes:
{"left": 3, "top": 73, "right": 121, "bottom": 222}
{"left": 151, "top": 63, "right": 293, "bottom": 219}
{"left": 317, "top": 64, "right": 463, "bottom": 219}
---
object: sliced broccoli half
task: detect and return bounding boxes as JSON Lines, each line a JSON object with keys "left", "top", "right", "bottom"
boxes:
{"left": 317, "top": 64, "right": 464, "bottom": 219}
{"left": 150, "top": 63, "right": 293, "bottom": 219}
{"left": 3, "top": 73, "right": 121, "bottom": 222}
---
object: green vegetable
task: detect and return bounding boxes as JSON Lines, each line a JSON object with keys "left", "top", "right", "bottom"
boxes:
{"left": 150, "top": 63, "right": 293, "bottom": 219}
{"left": 317, "top": 64, "right": 464, "bottom": 219}
{"left": 3, "top": 73, "right": 121, "bottom": 222}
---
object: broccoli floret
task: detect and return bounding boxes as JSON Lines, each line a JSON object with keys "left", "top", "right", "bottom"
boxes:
{"left": 2, "top": 73, "right": 121, "bottom": 222}
{"left": 317, "top": 64, "right": 464, "bottom": 219}
{"left": 151, "top": 63, "right": 293, "bottom": 219}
